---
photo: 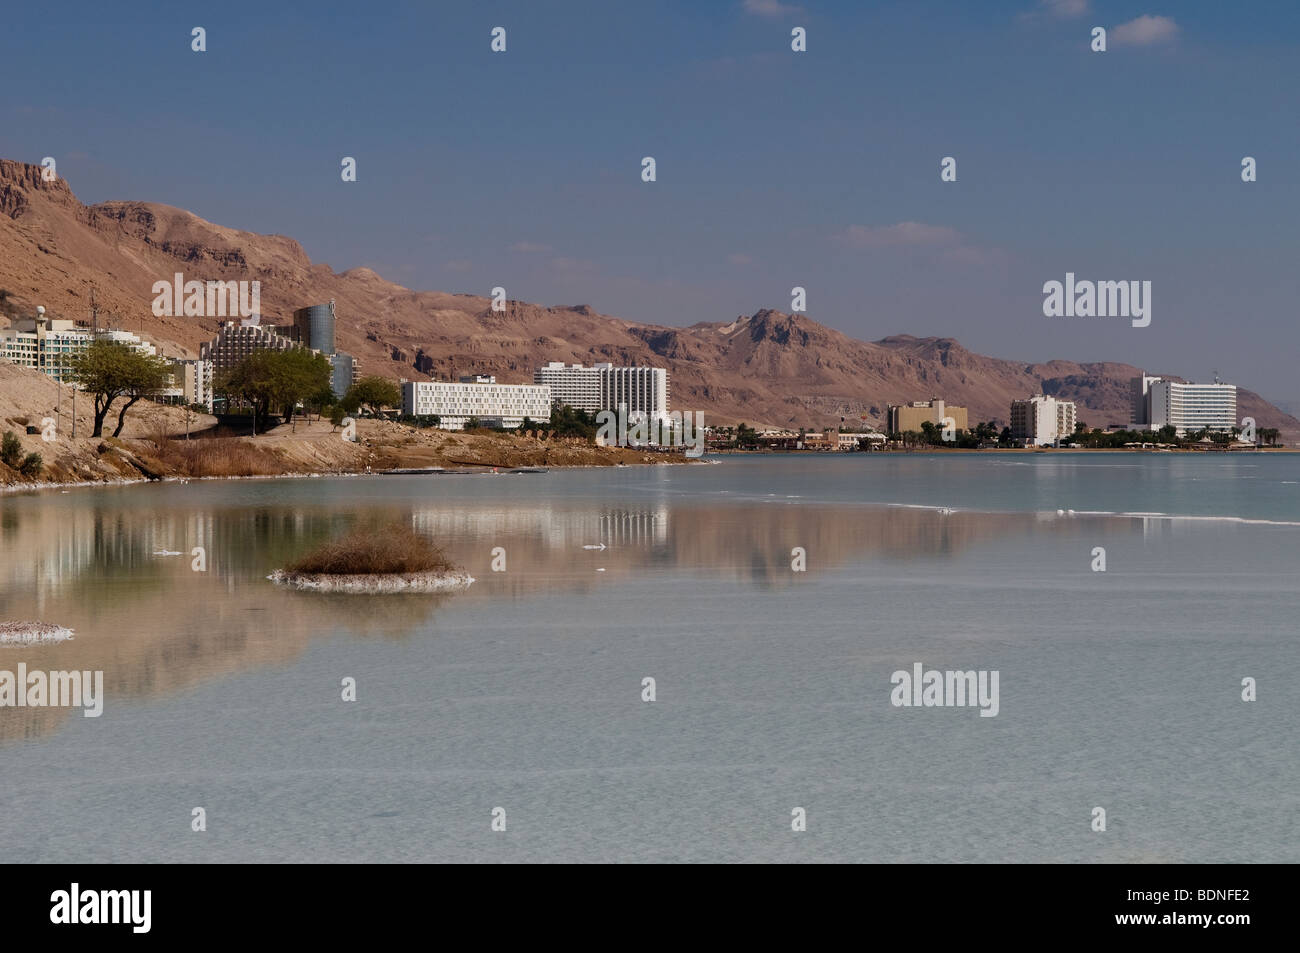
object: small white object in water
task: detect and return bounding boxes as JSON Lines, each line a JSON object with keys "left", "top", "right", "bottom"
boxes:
{"left": 153, "top": 550, "right": 183, "bottom": 557}
{"left": 0, "top": 622, "right": 75, "bottom": 646}
{"left": 267, "top": 569, "right": 475, "bottom": 594}
{"left": 596, "top": 568, "right": 606, "bottom": 572}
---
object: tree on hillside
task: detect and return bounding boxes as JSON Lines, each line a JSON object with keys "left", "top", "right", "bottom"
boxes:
{"left": 1, "top": 432, "right": 22, "bottom": 467}
{"left": 216, "top": 349, "right": 332, "bottom": 434}
{"left": 344, "top": 376, "right": 402, "bottom": 417}
{"left": 112, "top": 352, "right": 172, "bottom": 437}
{"left": 69, "top": 340, "right": 171, "bottom": 438}
{"left": 308, "top": 383, "right": 338, "bottom": 420}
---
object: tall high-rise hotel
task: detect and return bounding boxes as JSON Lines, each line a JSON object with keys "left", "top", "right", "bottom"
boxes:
{"left": 534, "top": 362, "right": 669, "bottom": 421}
{"left": 1131, "top": 374, "right": 1237, "bottom": 435}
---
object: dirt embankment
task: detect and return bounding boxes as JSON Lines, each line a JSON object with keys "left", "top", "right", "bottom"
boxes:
{"left": 1, "top": 363, "right": 685, "bottom": 489}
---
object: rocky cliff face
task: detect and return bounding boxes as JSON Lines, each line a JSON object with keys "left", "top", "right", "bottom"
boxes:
{"left": 1, "top": 159, "right": 1295, "bottom": 436}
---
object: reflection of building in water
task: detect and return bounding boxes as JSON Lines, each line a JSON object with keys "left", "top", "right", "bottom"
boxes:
{"left": 598, "top": 507, "right": 670, "bottom": 547}
{"left": 411, "top": 503, "right": 669, "bottom": 549}
{"left": 0, "top": 507, "right": 243, "bottom": 616}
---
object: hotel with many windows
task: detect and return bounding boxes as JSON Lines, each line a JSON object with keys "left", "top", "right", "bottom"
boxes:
{"left": 0, "top": 314, "right": 158, "bottom": 384}
{"left": 1131, "top": 375, "right": 1237, "bottom": 435}
{"left": 1010, "top": 395, "right": 1077, "bottom": 447}
{"left": 533, "top": 362, "right": 670, "bottom": 423}
{"left": 400, "top": 378, "right": 551, "bottom": 430}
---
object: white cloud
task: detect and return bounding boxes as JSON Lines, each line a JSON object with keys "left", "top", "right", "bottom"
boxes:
{"left": 1038, "top": 0, "right": 1089, "bottom": 17}
{"left": 1112, "top": 14, "right": 1179, "bottom": 46}
{"left": 550, "top": 256, "right": 596, "bottom": 275}
{"left": 839, "top": 222, "right": 961, "bottom": 248}
{"left": 742, "top": 0, "right": 802, "bottom": 18}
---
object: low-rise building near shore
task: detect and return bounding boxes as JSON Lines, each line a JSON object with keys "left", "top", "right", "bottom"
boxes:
{"left": 401, "top": 379, "right": 551, "bottom": 430}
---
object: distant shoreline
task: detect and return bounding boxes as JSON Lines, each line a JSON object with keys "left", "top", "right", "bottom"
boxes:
{"left": 707, "top": 446, "right": 1295, "bottom": 455}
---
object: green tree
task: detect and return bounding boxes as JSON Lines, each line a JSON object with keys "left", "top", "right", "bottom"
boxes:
{"left": 542, "top": 405, "right": 598, "bottom": 439}
{"left": 309, "top": 383, "right": 338, "bottom": 419}
{"left": 1, "top": 431, "right": 22, "bottom": 468}
{"left": 69, "top": 340, "right": 171, "bottom": 438}
{"left": 344, "top": 376, "right": 402, "bottom": 417}
{"left": 216, "top": 349, "right": 332, "bottom": 434}
{"left": 734, "top": 423, "right": 759, "bottom": 449}
{"left": 112, "top": 352, "right": 172, "bottom": 437}
{"left": 18, "top": 452, "right": 43, "bottom": 478}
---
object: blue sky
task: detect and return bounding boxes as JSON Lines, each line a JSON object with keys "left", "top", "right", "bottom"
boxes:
{"left": 3, "top": 0, "right": 1298, "bottom": 402}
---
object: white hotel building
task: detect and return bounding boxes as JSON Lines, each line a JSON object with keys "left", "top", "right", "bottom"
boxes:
{"left": 1010, "top": 395, "right": 1077, "bottom": 447}
{"left": 1, "top": 315, "right": 158, "bottom": 384}
{"left": 1131, "top": 375, "right": 1237, "bottom": 435}
{"left": 533, "top": 362, "right": 603, "bottom": 411}
{"left": 400, "top": 378, "right": 551, "bottom": 430}
{"left": 533, "top": 362, "right": 670, "bottom": 422}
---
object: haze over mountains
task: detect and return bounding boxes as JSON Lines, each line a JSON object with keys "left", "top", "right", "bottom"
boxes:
{"left": 2, "top": 158, "right": 1295, "bottom": 438}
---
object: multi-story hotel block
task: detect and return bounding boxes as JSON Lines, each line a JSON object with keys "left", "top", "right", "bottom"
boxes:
{"left": 533, "top": 362, "right": 669, "bottom": 422}
{"left": 291, "top": 302, "right": 336, "bottom": 354}
{"left": 0, "top": 313, "right": 158, "bottom": 384}
{"left": 1010, "top": 395, "right": 1077, "bottom": 446}
{"left": 602, "top": 365, "right": 669, "bottom": 422}
{"left": 886, "top": 399, "right": 969, "bottom": 434}
{"left": 401, "top": 379, "right": 551, "bottom": 430}
{"left": 158, "top": 357, "right": 216, "bottom": 411}
{"left": 1131, "top": 375, "right": 1236, "bottom": 435}
{"left": 199, "top": 321, "right": 299, "bottom": 369}
{"left": 533, "top": 363, "right": 603, "bottom": 411}
{"left": 288, "top": 300, "right": 359, "bottom": 398}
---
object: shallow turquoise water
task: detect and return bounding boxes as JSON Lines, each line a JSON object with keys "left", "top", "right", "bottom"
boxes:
{"left": 0, "top": 454, "right": 1296, "bottom": 861}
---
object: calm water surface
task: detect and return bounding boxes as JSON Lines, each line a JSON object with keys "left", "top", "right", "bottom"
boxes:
{"left": 1, "top": 453, "right": 1296, "bottom": 862}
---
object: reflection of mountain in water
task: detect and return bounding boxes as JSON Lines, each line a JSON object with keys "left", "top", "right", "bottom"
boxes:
{"left": 0, "top": 489, "right": 1124, "bottom": 741}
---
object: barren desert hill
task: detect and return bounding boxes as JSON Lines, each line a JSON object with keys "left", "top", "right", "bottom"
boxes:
{"left": 1, "top": 158, "right": 1295, "bottom": 438}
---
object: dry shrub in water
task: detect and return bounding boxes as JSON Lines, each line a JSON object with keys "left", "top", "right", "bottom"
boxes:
{"left": 287, "top": 525, "right": 455, "bottom": 575}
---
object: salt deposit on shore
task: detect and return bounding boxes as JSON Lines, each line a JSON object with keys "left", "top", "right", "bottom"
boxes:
{"left": 266, "top": 570, "right": 475, "bottom": 594}
{"left": 0, "top": 622, "right": 75, "bottom": 646}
